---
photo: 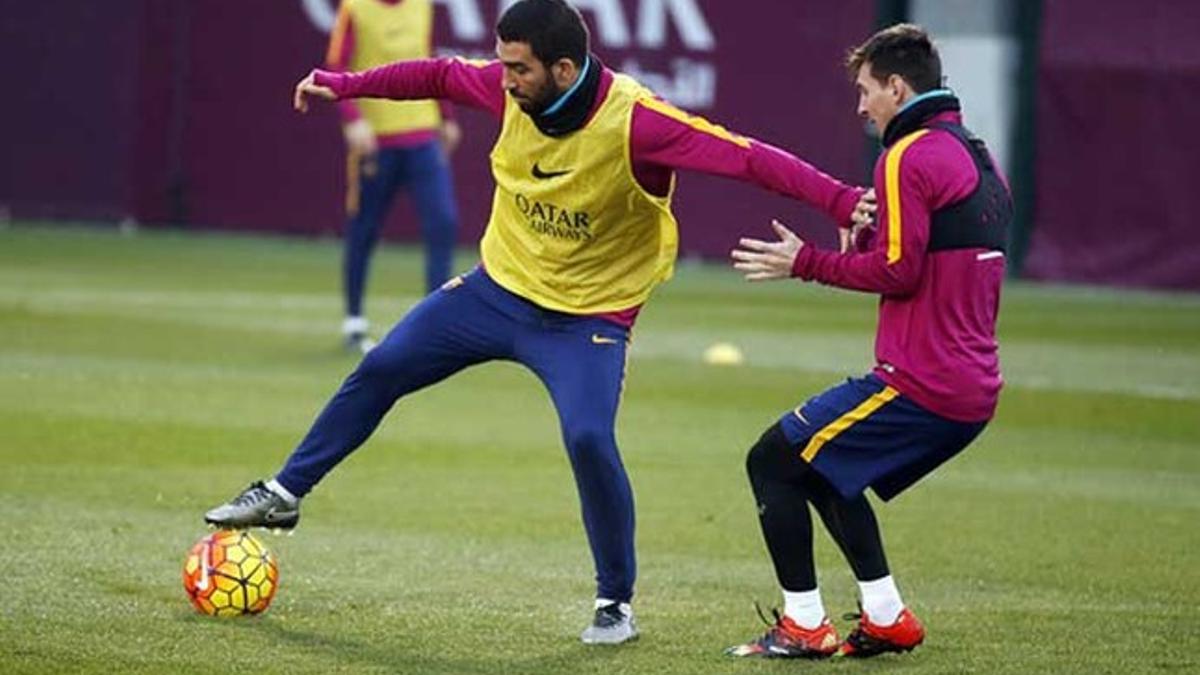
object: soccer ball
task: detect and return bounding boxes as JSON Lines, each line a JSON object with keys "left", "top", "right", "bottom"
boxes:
{"left": 182, "top": 529, "right": 279, "bottom": 617}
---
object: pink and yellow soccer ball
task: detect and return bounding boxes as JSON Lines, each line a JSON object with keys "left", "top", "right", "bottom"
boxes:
{"left": 182, "top": 530, "right": 279, "bottom": 617}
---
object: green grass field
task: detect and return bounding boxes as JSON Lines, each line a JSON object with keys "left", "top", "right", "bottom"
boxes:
{"left": 2, "top": 223, "right": 1198, "bottom": 674}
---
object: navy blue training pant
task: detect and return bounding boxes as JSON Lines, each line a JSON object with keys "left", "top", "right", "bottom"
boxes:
{"left": 277, "top": 268, "right": 637, "bottom": 602}
{"left": 779, "top": 374, "right": 987, "bottom": 501}
{"left": 344, "top": 140, "right": 458, "bottom": 314}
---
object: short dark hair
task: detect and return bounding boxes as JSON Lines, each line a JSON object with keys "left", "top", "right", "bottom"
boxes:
{"left": 846, "top": 23, "right": 942, "bottom": 93}
{"left": 497, "top": 0, "right": 590, "bottom": 67}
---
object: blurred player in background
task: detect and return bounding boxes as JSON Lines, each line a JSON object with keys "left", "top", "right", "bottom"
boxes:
{"left": 206, "top": 0, "right": 866, "bottom": 644}
{"left": 727, "top": 24, "right": 1011, "bottom": 659}
{"left": 327, "top": 0, "right": 462, "bottom": 352}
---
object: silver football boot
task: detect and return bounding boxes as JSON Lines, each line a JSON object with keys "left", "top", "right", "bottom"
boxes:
{"left": 204, "top": 481, "right": 300, "bottom": 530}
{"left": 581, "top": 602, "right": 639, "bottom": 645}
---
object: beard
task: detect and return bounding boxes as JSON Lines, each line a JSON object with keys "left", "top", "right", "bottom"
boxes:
{"left": 512, "top": 77, "right": 562, "bottom": 115}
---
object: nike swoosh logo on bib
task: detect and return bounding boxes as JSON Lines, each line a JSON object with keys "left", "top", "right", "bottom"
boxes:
{"left": 532, "top": 163, "right": 572, "bottom": 179}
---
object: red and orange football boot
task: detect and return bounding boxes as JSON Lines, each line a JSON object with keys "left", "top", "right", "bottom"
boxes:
{"left": 725, "top": 606, "right": 840, "bottom": 659}
{"left": 838, "top": 607, "right": 925, "bottom": 658}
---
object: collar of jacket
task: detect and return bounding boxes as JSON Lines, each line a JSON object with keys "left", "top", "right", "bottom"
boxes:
{"left": 530, "top": 54, "right": 604, "bottom": 138}
{"left": 881, "top": 91, "right": 961, "bottom": 147}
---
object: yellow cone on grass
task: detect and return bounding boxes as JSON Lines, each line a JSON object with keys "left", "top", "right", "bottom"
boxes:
{"left": 703, "top": 342, "right": 745, "bottom": 366}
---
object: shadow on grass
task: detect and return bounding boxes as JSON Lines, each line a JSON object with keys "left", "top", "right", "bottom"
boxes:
{"left": 176, "top": 612, "right": 641, "bottom": 674}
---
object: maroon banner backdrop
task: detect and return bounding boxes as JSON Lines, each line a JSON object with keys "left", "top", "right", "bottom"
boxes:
{"left": 1024, "top": 0, "right": 1200, "bottom": 289}
{"left": 2, "top": 1, "right": 873, "bottom": 258}
{"left": 0, "top": 1, "right": 145, "bottom": 222}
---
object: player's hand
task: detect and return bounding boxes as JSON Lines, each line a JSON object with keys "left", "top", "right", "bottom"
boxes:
{"left": 842, "top": 188, "right": 877, "bottom": 252}
{"left": 293, "top": 70, "right": 336, "bottom": 113}
{"left": 440, "top": 120, "right": 463, "bottom": 155}
{"left": 839, "top": 226, "right": 852, "bottom": 253}
{"left": 731, "top": 219, "right": 805, "bottom": 281}
{"left": 852, "top": 188, "right": 877, "bottom": 226}
{"left": 342, "top": 119, "right": 378, "bottom": 156}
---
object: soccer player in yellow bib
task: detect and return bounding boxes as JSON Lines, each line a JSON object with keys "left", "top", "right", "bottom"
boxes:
{"left": 327, "top": 0, "right": 462, "bottom": 352}
{"left": 207, "top": 0, "right": 864, "bottom": 644}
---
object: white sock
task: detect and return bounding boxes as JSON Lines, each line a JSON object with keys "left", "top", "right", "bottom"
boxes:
{"left": 342, "top": 315, "right": 369, "bottom": 336}
{"left": 265, "top": 479, "right": 299, "bottom": 506}
{"left": 858, "top": 575, "right": 904, "bottom": 626}
{"left": 783, "top": 588, "right": 826, "bottom": 630}
{"left": 595, "top": 598, "right": 632, "bottom": 616}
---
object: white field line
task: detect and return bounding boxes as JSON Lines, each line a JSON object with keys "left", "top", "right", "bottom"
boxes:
{"left": 929, "top": 465, "right": 1200, "bottom": 508}
{"left": 0, "top": 288, "right": 344, "bottom": 312}
{"left": 627, "top": 330, "right": 1200, "bottom": 402}
{"left": 3, "top": 288, "right": 1198, "bottom": 401}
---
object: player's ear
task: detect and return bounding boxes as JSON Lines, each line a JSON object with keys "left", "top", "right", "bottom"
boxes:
{"left": 551, "top": 57, "right": 578, "bottom": 88}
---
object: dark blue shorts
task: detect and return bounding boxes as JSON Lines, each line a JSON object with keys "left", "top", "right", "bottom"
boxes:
{"left": 778, "top": 374, "right": 987, "bottom": 501}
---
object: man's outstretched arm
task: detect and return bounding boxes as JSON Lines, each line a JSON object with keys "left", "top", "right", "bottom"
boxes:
{"left": 295, "top": 58, "right": 506, "bottom": 119}
{"left": 732, "top": 146, "right": 933, "bottom": 297}
{"left": 630, "top": 97, "right": 863, "bottom": 228}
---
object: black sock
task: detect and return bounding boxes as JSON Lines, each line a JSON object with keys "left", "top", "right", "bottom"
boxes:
{"left": 746, "top": 424, "right": 818, "bottom": 590}
{"left": 805, "top": 473, "right": 890, "bottom": 581}
{"left": 746, "top": 423, "right": 890, "bottom": 590}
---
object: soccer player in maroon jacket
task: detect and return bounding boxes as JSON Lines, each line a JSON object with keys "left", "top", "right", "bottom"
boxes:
{"left": 727, "top": 24, "right": 1011, "bottom": 659}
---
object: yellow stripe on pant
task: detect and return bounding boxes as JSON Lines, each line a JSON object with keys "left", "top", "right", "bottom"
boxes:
{"left": 801, "top": 386, "right": 900, "bottom": 462}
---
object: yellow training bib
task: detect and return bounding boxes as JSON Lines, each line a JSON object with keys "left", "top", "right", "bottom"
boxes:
{"left": 481, "top": 75, "right": 678, "bottom": 313}
{"left": 344, "top": 0, "right": 441, "bottom": 135}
